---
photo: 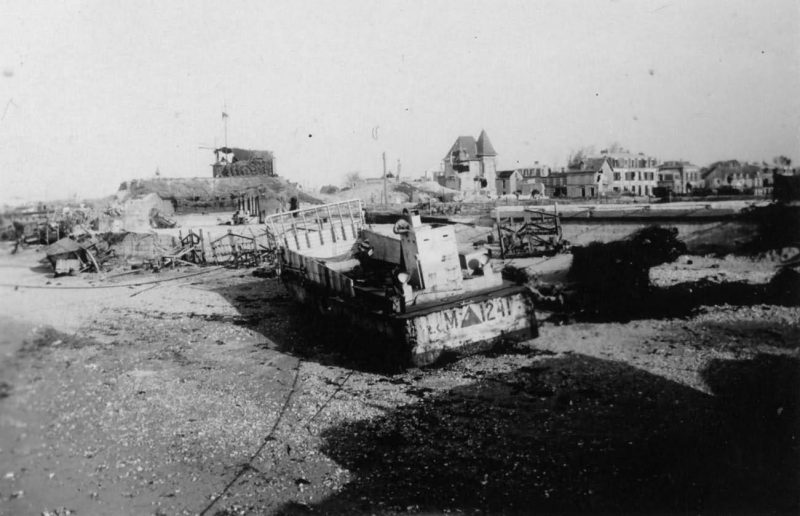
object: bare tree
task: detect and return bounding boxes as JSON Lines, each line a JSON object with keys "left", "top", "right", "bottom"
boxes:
{"left": 568, "top": 146, "right": 595, "bottom": 169}
{"left": 773, "top": 156, "right": 792, "bottom": 168}
{"left": 344, "top": 171, "right": 362, "bottom": 187}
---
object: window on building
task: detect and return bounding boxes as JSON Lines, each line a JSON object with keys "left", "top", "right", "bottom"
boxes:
{"left": 614, "top": 172, "right": 621, "bottom": 181}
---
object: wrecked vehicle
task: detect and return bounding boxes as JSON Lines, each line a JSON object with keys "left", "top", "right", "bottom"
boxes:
{"left": 43, "top": 237, "right": 100, "bottom": 276}
{"left": 264, "top": 200, "right": 538, "bottom": 366}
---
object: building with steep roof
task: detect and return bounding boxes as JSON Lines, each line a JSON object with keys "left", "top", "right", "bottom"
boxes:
{"left": 701, "top": 160, "right": 772, "bottom": 193}
{"left": 436, "top": 130, "right": 498, "bottom": 195}
{"left": 565, "top": 157, "right": 614, "bottom": 198}
{"left": 495, "top": 170, "right": 523, "bottom": 196}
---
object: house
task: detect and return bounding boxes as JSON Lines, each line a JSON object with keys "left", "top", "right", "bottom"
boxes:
{"left": 657, "top": 161, "right": 702, "bottom": 194}
{"left": 601, "top": 150, "right": 659, "bottom": 196}
{"left": 495, "top": 170, "right": 523, "bottom": 196}
{"left": 702, "top": 160, "right": 768, "bottom": 192}
{"left": 437, "top": 130, "right": 498, "bottom": 195}
{"left": 565, "top": 157, "right": 614, "bottom": 198}
{"left": 541, "top": 171, "right": 568, "bottom": 197}
{"left": 502, "top": 162, "right": 552, "bottom": 196}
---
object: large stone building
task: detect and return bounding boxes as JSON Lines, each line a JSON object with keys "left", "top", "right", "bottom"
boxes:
{"left": 601, "top": 150, "right": 659, "bottom": 196}
{"left": 436, "top": 130, "right": 498, "bottom": 195}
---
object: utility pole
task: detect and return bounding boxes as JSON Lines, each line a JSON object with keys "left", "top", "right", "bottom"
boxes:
{"left": 382, "top": 151, "right": 388, "bottom": 205}
{"left": 396, "top": 159, "right": 401, "bottom": 182}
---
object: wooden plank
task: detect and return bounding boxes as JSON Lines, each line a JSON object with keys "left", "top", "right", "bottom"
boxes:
{"left": 85, "top": 248, "right": 102, "bottom": 273}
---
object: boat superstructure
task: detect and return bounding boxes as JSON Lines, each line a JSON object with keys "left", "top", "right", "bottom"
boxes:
{"left": 264, "top": 199, "right": 537, "bottom": 366}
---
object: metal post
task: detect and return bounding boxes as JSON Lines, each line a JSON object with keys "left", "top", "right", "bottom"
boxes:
{"left": 336, "top": 202, "right": 347, "bottom": 240}
{"left": 326, "top": 206, "right": 336, "bottom": 242}
{"left": 300, "top": 211, "right": 311, "bottom": 249}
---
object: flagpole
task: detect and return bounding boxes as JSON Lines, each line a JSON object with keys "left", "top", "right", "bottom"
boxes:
{"left": 223, "top": 103, "right": 228, "bottom": 148}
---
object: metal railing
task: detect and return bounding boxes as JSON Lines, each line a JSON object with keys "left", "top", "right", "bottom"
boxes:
{"left": 263, "top": 199, "right": 364, "bottom": 254}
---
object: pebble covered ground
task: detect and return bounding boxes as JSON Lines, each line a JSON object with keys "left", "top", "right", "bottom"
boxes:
{"left": 0, "top": 245, "right": 798, "bottom": 515}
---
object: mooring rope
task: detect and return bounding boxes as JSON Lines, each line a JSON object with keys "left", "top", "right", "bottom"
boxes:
{"left": 0, "top": 266, "right": 227, "bottom": 290}
{"left": 197, "top": 357, "right": 304, "bottom": 516}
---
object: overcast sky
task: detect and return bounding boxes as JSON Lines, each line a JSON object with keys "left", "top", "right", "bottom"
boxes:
{"left": 1, "top": 0, "right": 798, "bottom": 203}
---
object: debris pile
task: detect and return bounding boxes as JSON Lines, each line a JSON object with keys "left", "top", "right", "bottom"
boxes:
{"left": 495, "top": 208, "right": 570, "bottom": 258}
{"left": 41, "top": 235, "right": 115, "bottom": 275}
{"left": 210, "top": 229, "right": 274, "bottom": 269}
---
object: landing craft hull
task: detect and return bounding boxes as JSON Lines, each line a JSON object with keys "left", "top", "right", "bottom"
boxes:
{"left": 282, "top": 269, "right": 538, "bottom": 367}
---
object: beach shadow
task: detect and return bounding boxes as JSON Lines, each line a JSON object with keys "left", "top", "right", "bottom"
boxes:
{"left": 211, "top": 276, "right": 405, "bottom": 374}
{"left": 273, "top": 353, "right": 799, "bottom": 514}
{"left": 28, "top": 263, "right": 53, "bottom": 275}
{"left": 569, "top": 269, "right": 797, "bottom": 323}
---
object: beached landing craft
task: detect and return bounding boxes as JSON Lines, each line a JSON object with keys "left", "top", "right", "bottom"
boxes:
{"left": 264, "top": 200, "right": 538, "bottom": 366}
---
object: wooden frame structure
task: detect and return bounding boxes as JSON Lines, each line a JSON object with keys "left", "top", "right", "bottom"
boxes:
{"left": 495, "top": 208, "right": 566, "bottom": 258}
{"left": 263, "top": 199, "right": 364, "bottom": 258}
